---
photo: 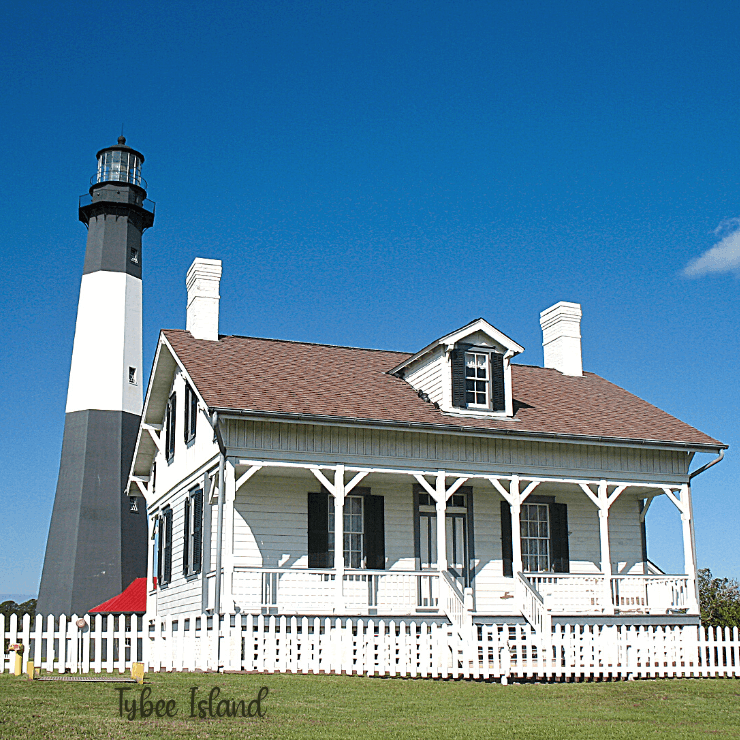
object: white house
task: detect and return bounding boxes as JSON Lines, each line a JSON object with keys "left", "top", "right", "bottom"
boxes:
{"left": 127, "top": 258, "right": 725, "bottom": 639}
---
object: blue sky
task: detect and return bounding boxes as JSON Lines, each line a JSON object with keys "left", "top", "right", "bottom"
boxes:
{"left": 1, "top": 0, "right": 739, "bottom": 596}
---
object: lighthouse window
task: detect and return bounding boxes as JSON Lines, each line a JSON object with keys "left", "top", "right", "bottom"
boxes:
{"left": 129, "top": 367, "right": 137, "bottom": 385}
{"left": 130, "top": 248, "right": 139, "bottom": 264}
{"left": 97, "top": 150, "right": 142, "bottom": 186}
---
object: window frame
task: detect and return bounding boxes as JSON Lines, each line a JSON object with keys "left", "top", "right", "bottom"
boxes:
{"left": 184, "top": 383, "right": 198, "bottom": 443}
{"left": 520, "top": 502, "right": 551, "bottom": 573}
{"left": 329, "top": 494, "right": 365, "bottom": 569}
{"left": 464, "top": 351, "right": 490, "bottom": 408}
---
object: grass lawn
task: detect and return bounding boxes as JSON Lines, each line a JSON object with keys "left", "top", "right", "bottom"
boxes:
{"left": 0, "top": 672, "right": 738, "bottom": 740}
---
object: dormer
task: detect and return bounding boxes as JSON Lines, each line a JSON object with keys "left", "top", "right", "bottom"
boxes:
{"left": 390, "top": 318, "right": 524, "bottom": 417}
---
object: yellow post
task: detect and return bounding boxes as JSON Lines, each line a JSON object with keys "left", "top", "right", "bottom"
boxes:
{"left": 13, "top": 652, "right": 22, "bottom": 677}
{"left": 26, "top": 660, "right": 34, "bottom": 680}
{"left": 131, "top": 662, "right": 145, "bottom": 684}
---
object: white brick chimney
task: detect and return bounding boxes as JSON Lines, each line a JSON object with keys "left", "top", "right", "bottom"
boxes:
{"left": 186, "top": 258, "right": 222, "bottom": 341}
{"left": 540, "top": 301, "right": 583, "bottom": 376}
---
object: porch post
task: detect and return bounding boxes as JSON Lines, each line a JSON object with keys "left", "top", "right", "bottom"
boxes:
{"left": 147, "top": 515, "right": 157, "bottom": 616}
{"left": 435, "top": 472, "right": 447, "bottom": 572}
{"left": 510, "top": 476, "right": 523, "bottom": 575}
{"left": 223, "top": 459, "right": 236, "bottom": 612}
{"left": 679, "top": 484, "right": 699, "bottom": 613}
{"left": 333, "top": 465, "right": 346, "bottom": 613}
{"left": 597, "top": 481, "right": 614, "bottom": 615}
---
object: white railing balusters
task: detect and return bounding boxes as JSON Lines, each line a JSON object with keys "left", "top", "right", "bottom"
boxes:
{"left": 516, "top": 573, "right": 551, "bottom": 634}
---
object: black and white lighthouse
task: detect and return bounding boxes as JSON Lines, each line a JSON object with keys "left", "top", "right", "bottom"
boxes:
{"left": 37, "top": 138, "right": 154, "bottom": 616}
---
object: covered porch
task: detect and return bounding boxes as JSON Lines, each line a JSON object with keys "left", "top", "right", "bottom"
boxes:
{"left": 212, "top": 458, "right": 699, "bottom": 626}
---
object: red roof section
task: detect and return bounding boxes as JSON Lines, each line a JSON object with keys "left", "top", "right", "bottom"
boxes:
{"left": 163, "top": 330, "right": 723, "bottom": 449}
{"left": 89, "top": 578, "right": 147, "bottom": 614}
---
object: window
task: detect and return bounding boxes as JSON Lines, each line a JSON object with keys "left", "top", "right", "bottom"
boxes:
{"left": 521, "top": 503, "right": 550, "bottom": 572}
{"left": 128, "top": 367, "right": 137, "bottom": 385}
{"left": 307, "top": 490, "right": 384, "bottom": 570}
{"left": 500, "top": 499, "right": 570, "bottom": 577}
{"left": 156, "top": 507, "right": 173, "bottom": 586}
{"left": 451, "top": 345, "right": 505, "bottom": 412}
{"left": 129, "top": 495, "right": 139, "bottom": 513}
{"left": 329, "top": 495, "right": 364, "bottom": 569}
{"left": 182, "top": 488, "right": 203, "bottom": 576}
{"left": 465, "top": 352, "right": 489, "bottom": 407}
{"left": 184, "top": 383, "right": 198, "bottom": 442}
{"left": 130, "top": 247, "right": 139, "bottom": 264}
{"left": 165, "top": 393, "right": 176, "bottom": 461}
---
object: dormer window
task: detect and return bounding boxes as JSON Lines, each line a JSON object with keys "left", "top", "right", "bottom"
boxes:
{"left": 389, "top": 318, "right": 523, "bottom": 417}
{"left": 452, "top": 346, "right": 505, "bottom": 412}
{"left": 465, "top": 352, "right": 489, "bottom": 407}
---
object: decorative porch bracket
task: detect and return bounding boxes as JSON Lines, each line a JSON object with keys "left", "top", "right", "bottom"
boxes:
{"left": 578, "top": 481, "right": 627, "bottom": 614}
{"left": 660, "top": 484, "right": 698, "bottom": 613}
{"left": 310, "top": 465, "right": 369, "bottom": 613}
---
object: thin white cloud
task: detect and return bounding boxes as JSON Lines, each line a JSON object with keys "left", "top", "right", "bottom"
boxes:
{"left": 683, "top": 218, "right": 740, "bottom": 277}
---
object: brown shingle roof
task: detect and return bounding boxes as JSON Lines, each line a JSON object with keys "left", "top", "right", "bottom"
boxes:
{"left": 163, "top": 330, "right": 723, "bottom": 449}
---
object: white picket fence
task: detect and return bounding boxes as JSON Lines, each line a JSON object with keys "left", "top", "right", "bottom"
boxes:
{"left": 3, "top": 612, "right": 739, "bottom": 680}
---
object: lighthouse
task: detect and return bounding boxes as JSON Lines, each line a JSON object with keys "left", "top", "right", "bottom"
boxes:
{"left": 37, "top": 138, "right": 154, "bottom": 616}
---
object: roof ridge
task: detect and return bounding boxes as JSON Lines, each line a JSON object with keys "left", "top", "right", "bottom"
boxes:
{"left": 163, "top": 329, "right": 413, "bottom": 356}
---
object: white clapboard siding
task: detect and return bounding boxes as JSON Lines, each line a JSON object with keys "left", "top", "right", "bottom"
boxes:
{"left": 235, "top": 477, "right": 309, "bottom": 568}
{"left": 147, "top": 369, "right": 220, "bottom": 506}
{"left": 404, "top": 347, "right": 445, "bottom": 406}
{"left": 222, "top": 419, "right": 690, "bottom": 481}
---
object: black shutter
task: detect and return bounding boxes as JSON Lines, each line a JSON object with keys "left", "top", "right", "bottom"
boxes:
{"left": 156, "top": 515, "right": 163, "bottom": 585}
{"left": 490, "top": 352, "right": 505, "bottom": 411}
{"left": 192, "top": 491, "right": 203, "bottom": 574}
{"left": 550, "top": 503, "right": 570, "bottom": 573}
{"left": 164, "top": 405, "right": 171, "bottom": 459}
{"left": 364, "top": 495, "right": 385, "bottom": 570}
{"left": 183, "top": 497, "right": 190, "bottom": 576}
{"left": 166, "top": 394, "right": 176, "bottom": 460}
{"left": 184, "top": 386, "right": 190, "bottom": 442}
{"left": 191, "top": 386, "right": 198, "bottom": 438}
{"left": 308, "top": 491, "right": 331, "bottom": 568}
{"left": 163, "top": 508, "right": 173, "bottom": 584}
{"left": 450, "top": 344, "right": 470, "bottom": 408}
{"left": 170, "top": 395, "right": 176, "bottom": 457}
{"left": 500, "top": 500, "right": 513, "bottom": 578}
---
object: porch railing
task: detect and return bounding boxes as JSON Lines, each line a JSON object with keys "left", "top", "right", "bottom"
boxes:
{"left": 439, "top": 571, "right": 472, "bottom": 636}
{"left": 516, "top": 573, "right": 551, "bottom": 633}
{"left": 527, "top": 573, "right": 692, "bottom": 614}
{"left": 528, "top": 574, "right": 605, "bottom": 613}
{"left": 232, "top": 567, "right": 441, "bottom": 614}
{"left": 611, "top": 575, "right": 691, "bottom": 613}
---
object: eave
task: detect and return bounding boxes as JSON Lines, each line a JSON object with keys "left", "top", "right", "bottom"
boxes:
{"left": 209, "top": 405, "right": 726, "bottom": 455}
